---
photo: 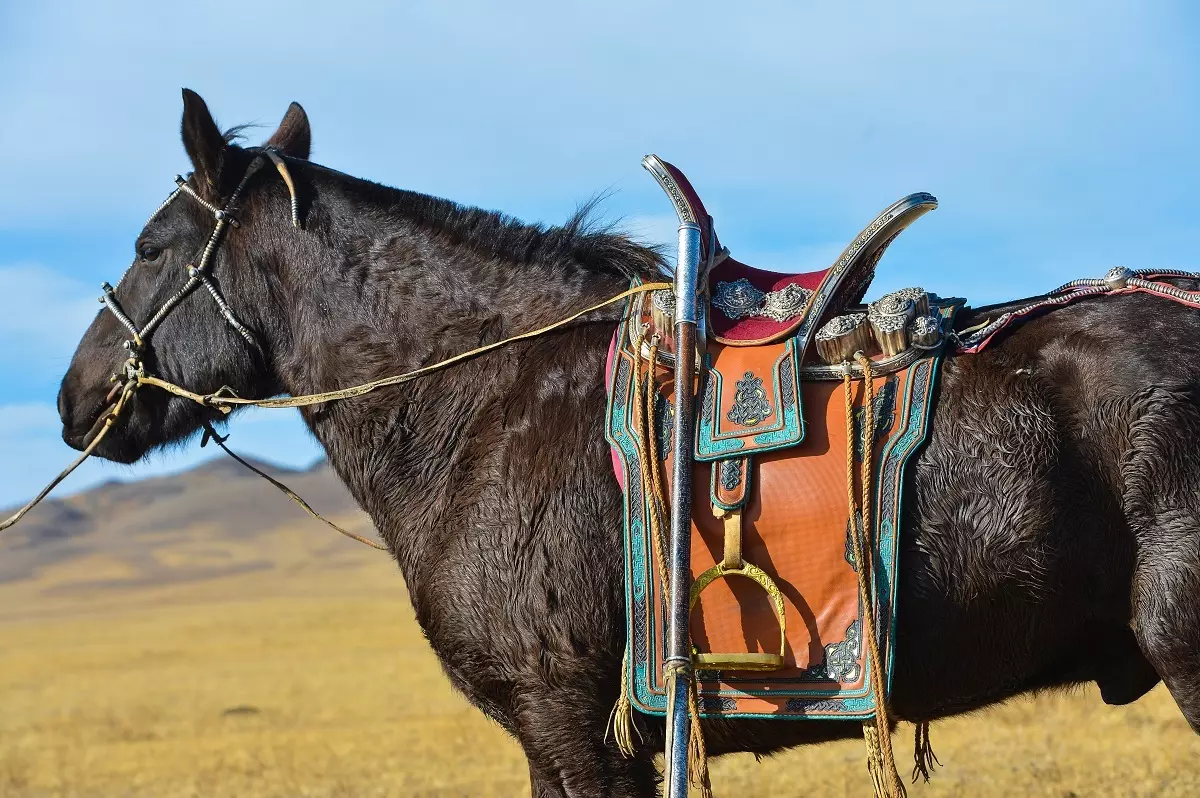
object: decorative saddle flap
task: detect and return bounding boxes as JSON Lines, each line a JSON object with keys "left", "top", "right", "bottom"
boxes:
{"left": 605, "top": 298, "right": 959, "bottom": 720}
{"left": 695, "top": 338, "right": 805, "bottom": 461}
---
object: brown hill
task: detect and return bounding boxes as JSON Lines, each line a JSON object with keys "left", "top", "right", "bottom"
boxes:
{"left": 0, "top": 456, "right": 376, "bottom": 605}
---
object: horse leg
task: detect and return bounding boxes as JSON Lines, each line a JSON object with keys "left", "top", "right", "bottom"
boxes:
{"left": 1124, "top": 388, "right": 1200, "bottom": 728}
{"left": 1132, "top": 545, "right": 1200, "bottom": 729}
{"left": 514, "top": 688, "right": 659, "bottom": 798}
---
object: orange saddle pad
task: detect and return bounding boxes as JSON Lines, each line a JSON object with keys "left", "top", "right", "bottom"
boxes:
{"left": 605, "top": 296, "right": 958, "bottom": 719}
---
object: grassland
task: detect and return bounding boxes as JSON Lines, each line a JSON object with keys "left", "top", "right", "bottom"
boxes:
{"left": 1, "top": 462, "right": 1198, "bottom": 796}
{"left": 2, "top": 544, "right": 1199, "bottom": 798}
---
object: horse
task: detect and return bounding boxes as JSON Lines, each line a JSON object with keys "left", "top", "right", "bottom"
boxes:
{"left": 56, "top": 90, "right": 1199, "bottom": 796}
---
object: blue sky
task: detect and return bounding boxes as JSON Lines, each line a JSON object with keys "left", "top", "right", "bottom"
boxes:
{"left": 1, "top": 1, "right": 1198, "bottom": 507}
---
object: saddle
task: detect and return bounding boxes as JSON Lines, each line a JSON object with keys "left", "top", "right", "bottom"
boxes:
{"left": 606, "top": 157, "right": 959, "bottom": 720}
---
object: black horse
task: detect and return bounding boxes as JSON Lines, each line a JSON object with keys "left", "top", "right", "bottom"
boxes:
{"left": 57, "top": 91, "right": 1198, "bottom": 796}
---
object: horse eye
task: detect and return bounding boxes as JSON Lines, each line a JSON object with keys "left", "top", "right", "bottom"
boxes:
{"left": 139, "top": 245, "right": 162, "bottom": 262}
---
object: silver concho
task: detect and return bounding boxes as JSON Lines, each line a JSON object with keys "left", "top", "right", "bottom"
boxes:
{"left": 712, "top": 278, "right": 812, "bottom": 323}
{"left": 868, "top": 289, "right": 923, "bottom": 357}
{"left": 909, "top": 314, "right": 942, "bottom": 349}
{"left": 868, "top": 293, "right": 915, "bottom": 323}
{"left": 712, "top": 278, "right": 766, "bottom": 320}
{"left": 761, "top": 283, "right": 813, "bottom": 322}
{"left": 870, "top": 310, "right": 910, "bottom": 357}
{"left": 815, "top": 312, "right": 872, "bottom": 365}
{"left": 1104, "top": 266, "right": 1133, "bottom": 290}
{"left": 651, "top": 289, "right": 676, "bottom": 316}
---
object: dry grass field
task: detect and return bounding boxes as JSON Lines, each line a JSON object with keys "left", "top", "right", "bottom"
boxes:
{"left": 2, "top": 461, "right": 1199, "bottom": 797}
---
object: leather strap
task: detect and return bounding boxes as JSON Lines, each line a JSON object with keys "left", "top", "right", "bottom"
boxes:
{"left": 720, "top": 508, "right": 743, "bottom": 570}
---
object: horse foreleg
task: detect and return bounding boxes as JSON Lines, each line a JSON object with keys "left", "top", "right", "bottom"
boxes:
{"left": 513, "top": 686, "right": 660, "bottom": 798}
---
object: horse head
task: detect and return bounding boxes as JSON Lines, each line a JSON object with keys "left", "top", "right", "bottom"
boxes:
{"left": 58, "top": 90, "right": 310, "bottom": 464}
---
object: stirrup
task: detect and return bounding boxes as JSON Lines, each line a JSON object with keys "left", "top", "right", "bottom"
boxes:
{"left": 688, "top": 559, "right": 787, "bottom": 672}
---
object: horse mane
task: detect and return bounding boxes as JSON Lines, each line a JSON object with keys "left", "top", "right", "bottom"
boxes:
{"left": 388, "top": 192, "right": 664, "bottom": 280}
{"left": 282, "top": 151, "right": 665, "bottom": 283}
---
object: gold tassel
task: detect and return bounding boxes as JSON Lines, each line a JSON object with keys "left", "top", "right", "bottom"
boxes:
{"left": 912, "top": 722, "right": 941, "bottom": 783}
{"left": 862, "top": 717, "right": 906, "bottom": 798}
{"left": 606, "top": 644, "right": 641, "bottom": 758}
{"left": 686, "top": 675, "right": 714, "bottom": 798}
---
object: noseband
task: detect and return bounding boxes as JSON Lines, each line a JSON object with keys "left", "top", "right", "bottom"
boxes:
{"left": 99, "top": 149, "right": 302, "bottom": 383}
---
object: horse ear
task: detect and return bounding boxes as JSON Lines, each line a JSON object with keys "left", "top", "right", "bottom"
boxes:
{"left": 266, "top": 102, "right": 311, "bottom": 160}
{"left": 180, "top": 89, "right": 226, "bottom": 188}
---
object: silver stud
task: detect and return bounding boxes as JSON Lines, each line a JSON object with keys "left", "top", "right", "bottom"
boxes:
{"left": 1103, "top": 266, "right": 1133, "bottom": 290}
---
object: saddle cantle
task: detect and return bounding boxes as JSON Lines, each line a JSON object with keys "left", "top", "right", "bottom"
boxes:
{"left": 607, "top": 157, "right": 959, "bottom": 720}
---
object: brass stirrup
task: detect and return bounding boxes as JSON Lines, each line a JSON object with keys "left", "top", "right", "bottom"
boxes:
{"left": 688, "top": 508, "right": 787, "bottom": 671}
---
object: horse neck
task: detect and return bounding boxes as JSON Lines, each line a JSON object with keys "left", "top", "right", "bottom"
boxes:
{"left": 262, "top": 185, "right": 632, "bottom": 573}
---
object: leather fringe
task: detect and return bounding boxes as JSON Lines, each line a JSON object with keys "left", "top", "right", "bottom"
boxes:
{"left": 912, "top": 722, "right": 941, "bottom": 783}
{"left": 606, "top": 644, "right": 640, "bottom": 758}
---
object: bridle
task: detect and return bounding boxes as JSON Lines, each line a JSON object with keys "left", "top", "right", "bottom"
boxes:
{"left": 1, "top": 147, "right": 666, "bottom": 543}
{"left": 99, "top": 148, "right": 302, "bottom": 385}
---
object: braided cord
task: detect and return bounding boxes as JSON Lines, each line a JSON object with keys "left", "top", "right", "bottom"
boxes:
{"left": 844, "top": 354, "right": 906, "bottom": 798}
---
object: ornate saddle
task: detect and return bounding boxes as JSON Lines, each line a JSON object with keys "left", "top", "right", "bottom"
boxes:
{"left": 606, "top": 157, "right": 959, "bottom": 720}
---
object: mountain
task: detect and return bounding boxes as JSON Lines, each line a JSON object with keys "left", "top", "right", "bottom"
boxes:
{"left": 0, "top": 455, "right": 376, "bottom": 596}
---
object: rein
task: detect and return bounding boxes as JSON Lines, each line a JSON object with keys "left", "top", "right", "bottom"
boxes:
{"left": 0, "top": 152, "right": 669, "bottom": 544}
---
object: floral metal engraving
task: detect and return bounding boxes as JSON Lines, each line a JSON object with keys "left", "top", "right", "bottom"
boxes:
{"left": 761, "top": 283, "right": 812, "bottom": 322}
{"left": 712, "top": 278, "right": 811, "bottom": 323}
{"left": 712, "top": 278, "right": 766, "bottom": 320}
{"left": 651, "top": 289, "right": 675, "bottom": 316}
{"left": 824, "top": 618, "right": 863, "bottom": 683}
{"left": 726, "top": 372, "right": 773, "bottom": 427}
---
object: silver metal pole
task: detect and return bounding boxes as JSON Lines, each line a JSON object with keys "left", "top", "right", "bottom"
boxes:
{"left": 662, "top": 221, "right": 702, "bottom": 798}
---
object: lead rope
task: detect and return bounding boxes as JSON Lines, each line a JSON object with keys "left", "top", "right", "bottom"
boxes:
{"left": 0, "top": 382, "right": 136, "bottom": 533}
{"left": 200, "top": 422, "right": 387, "bottom": 550}
{"left": 845, "top": 352, "right": 906, "bottom": 798}
{"left": 0, "top": 282, "right": 671, "bottom": 538}
{"left": 136, "top": 283, "right": 671, "bottom": 412}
